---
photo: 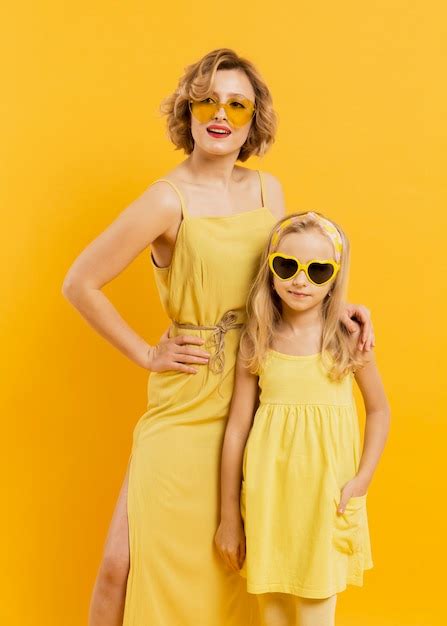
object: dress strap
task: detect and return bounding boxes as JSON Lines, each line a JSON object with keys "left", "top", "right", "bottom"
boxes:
{"left": 151, "top": 178, "right": 189, "bottom": 219}
{"left": 257, "top": 170, "right": 267, "bottom": 208}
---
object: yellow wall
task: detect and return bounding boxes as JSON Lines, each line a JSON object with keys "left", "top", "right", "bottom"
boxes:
{"left": 2, "top": 2, "right": 445, "bottom": 624}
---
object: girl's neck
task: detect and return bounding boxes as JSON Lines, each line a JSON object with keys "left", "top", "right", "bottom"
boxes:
{"left": 182, "top": 147, "right": 240, "bottom": 188}
{"left": 277, "top": 305, "right": 324, "bottom": 339}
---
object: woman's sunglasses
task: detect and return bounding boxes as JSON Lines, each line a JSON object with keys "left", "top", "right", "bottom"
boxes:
{"left": 189, "top": 97, "right": 255, "bottom": 129}
{"left": 268, "top": 252, "right": 340, "bottom": 286}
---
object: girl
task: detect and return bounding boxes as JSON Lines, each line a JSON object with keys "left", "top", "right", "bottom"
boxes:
{"left": 215, "top": 212, "right": 390, "bottom": 626}
{"left": 63, "top": 48, "right": 375, "bottom": 626}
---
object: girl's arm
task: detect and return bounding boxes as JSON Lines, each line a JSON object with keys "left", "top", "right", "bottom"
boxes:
{"left": 61, "top": 182, "right": 210, "bottom": 372}
{"left": 214, "top": 353, "right": 259, "bottom": 572}
{"left": 337, "top": 337, "right": 391, "bottom": 513}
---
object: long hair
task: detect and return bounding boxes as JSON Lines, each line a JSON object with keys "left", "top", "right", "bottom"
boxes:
{"left": 240, "top": 211, "right": 365, "bottom": 381}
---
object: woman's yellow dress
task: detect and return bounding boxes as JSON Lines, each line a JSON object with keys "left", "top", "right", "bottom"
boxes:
{"left": 239, "top": 349, "right": 374, "bottom": 599}
{"left": 122, "top": 172, "right": 276, "bottom": 626}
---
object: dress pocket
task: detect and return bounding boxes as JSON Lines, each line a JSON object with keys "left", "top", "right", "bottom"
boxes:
{"left": 332, "top": 493, "right": 367, "bottom": 555}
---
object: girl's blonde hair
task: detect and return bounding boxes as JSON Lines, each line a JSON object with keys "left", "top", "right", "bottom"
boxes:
{"left": 160, "top": 48, "right": 277, "bottom": 162}
{"left": 240, "top": 212, "right": 365, "bottom": 381}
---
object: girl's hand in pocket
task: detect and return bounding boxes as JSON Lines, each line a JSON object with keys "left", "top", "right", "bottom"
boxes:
{"left": 214, "top": 518, "right": 246, "bottom": 572}
{"left": 337, "top": 477, "right": 369, "bottom": 514}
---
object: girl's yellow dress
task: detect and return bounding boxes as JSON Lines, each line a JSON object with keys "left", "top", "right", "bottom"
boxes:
{"left": 122, "top": 172, "right": 276, "bottom": 626}
{"left": 239, "top": 349, "right": 374, "bottom": 599}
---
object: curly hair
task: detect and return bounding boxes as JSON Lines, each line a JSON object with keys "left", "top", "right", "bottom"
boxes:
{"left": 160, "top": 48, "right": 277, "bottom": 162}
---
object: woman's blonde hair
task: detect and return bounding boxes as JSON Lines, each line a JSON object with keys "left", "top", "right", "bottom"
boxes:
{"left": 160, "top": 48, "right": 277, "bottom": 162}
{"left": 240, "top": 212, "right": 365, "bottom": 381}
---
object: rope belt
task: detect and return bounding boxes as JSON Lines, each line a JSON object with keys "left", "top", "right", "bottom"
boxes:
{"left": 172, "top": 309, "right": 244, "bottom": 374}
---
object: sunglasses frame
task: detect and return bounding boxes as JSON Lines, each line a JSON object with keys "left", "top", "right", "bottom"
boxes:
{"left": 188, "top": 97, "right": 256, "bottom": 128}
{"left": 268, "top": 252, "right": 341, "bottom": 286}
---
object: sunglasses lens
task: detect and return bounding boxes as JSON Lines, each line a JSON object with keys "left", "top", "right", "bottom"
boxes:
{"left": 190, "top": 100, "right": 217, "bottom": 123}
{"left": 225, "top": 98, "right": 255, "bottom": 128}
{"left": 272, "top": 256, "right": 298, "bottom": 280}
{"left": 307, "top": 263, "right": 335, "bottom": 284}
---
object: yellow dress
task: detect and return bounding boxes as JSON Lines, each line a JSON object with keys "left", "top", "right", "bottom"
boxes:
{"left": 122, "top": 171, "right": 276, "bottom": 626}
{"left": 239, "top": 349, "right": 374, "bottom": 599}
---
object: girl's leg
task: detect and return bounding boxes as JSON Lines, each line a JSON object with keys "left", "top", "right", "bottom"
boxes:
{"left": 296, "top": 594, "right": 337, "bottom": 626}
{"left": 88, "top": 465, "right": 130, "bottom": 626}
{"left": 257, "top": 592, "right": 297, "bottom": 626}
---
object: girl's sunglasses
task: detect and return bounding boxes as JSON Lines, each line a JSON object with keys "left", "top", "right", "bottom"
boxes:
{"left": 268, "top": 253, "right": 340, "bottom": 286}
{"left": 189, "top": 97, "right": 255, "bottom": 128}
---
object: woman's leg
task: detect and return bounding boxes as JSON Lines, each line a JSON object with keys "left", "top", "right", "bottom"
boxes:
{"left": 257, "top": 592, "right": 297, "bottom": 626}
{"left": 88, "top": 465, "right": 130, "bottom": 626}
{"left": 296, "top": 594, "right": 337, "bottom": 626}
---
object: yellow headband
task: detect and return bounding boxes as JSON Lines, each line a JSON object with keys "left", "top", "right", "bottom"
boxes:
{"left": 271, "top": 212, "right": 343, "bottom": 261}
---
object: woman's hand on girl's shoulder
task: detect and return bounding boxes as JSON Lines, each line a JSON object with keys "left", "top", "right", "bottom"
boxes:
{"left": 348, "top": 328, "right": 375, "bottom": 369}
{"left": 341, "top": 303, "right": 375, "bottom": 352}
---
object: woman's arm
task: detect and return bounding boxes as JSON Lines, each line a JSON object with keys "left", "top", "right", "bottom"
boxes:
{"left": 337, "top": 340, "right": 391, "bottom": 513}
{"left": 61, "top": 182, "right": 210, "bottom": 372}
{"left": 214, "top": 353, "right": 259, "bottom": 571}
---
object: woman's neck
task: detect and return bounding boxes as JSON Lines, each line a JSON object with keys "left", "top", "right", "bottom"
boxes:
{"left": 182, "top": 147, "right": 241, "bottom": 188}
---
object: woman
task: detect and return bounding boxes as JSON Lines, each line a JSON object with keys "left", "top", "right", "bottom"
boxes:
{"left": 62, "top": 49, "right": 374, "bottom": 626}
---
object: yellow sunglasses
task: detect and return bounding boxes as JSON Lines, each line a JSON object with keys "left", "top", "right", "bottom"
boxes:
{"left": 189, "top": 97, "right": 255, "bottom": 128}
{"left": 268, "top": 252, "right": 340, "bottom": 286}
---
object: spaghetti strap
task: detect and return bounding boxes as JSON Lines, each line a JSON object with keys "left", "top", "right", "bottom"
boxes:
{"left": 257, "top": 170, "right": 267, "bottom": 208}
{"left": 151, "top": 178, "right": 189, "bottom": 219}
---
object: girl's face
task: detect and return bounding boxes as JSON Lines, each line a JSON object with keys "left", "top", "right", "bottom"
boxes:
{"left": 190, "top": 68, "right": 255, "bottom": 158}
{"left": 272, "top": 230, "right": 336, "bottom": 312}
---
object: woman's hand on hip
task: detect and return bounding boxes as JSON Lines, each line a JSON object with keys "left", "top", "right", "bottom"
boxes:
{"left": 341, "top": 303, "right": 375, "bottom": 351}
{"left": 146, "top": 327, "right": 210, "bottom": 374}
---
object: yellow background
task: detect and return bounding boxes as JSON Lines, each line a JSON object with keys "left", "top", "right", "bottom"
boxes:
{"left": 2, "top": 1, "right": 445, "bottom": 624}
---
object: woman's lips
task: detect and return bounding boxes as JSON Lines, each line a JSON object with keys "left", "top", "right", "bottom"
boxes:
{"left": 206, "top": 124, "right": 232, "bottom": 139}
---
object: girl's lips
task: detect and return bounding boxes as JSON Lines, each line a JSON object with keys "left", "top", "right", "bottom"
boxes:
{"left": 206, "top": 124, "right": 232, "bottom": 138}
{"left": 289, "top": 291, "right": 310, "bottom": 298}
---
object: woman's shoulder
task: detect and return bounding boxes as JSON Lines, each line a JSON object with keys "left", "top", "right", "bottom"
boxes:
{"left": 259, "top": 170, "right": 283, "bottom": 189}
{"left": 144, "top": 167, "right": 187, "bottom": 215}
{"left": 260, "top": 170, "right": 285, "bottom": 218}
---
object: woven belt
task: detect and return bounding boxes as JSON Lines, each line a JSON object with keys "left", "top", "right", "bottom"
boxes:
{"left": 172, "top": 309, "right": 243, "bottom": 374}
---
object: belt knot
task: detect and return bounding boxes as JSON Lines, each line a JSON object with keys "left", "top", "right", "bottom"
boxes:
{"left": 172, "top": 309, "right": 244, "bottom": 374}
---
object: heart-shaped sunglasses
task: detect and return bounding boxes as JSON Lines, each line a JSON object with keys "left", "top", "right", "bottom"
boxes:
{"left": 268, "top": 252, "right": 340, "bottom": 286}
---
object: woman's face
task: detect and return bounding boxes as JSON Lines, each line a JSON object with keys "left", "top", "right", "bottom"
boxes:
{"left": 190, "top": 68, "right": 256, "bottom": 158}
